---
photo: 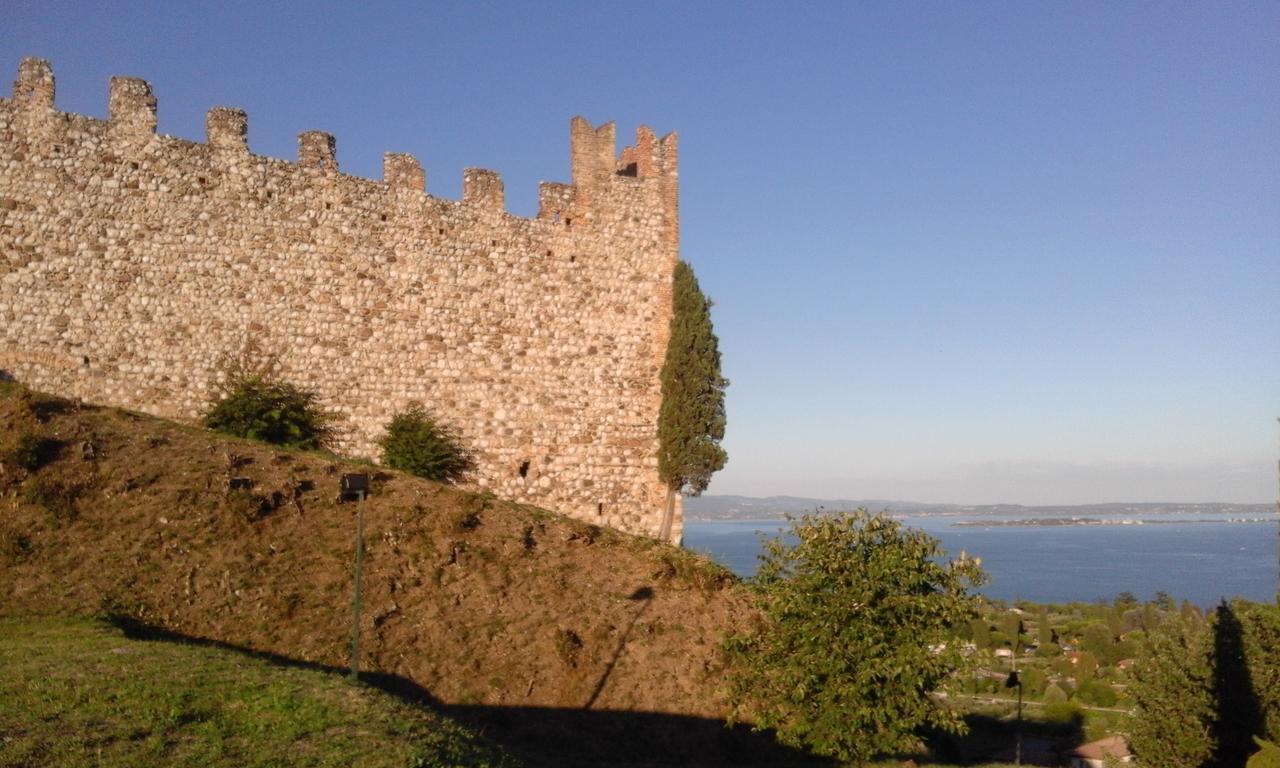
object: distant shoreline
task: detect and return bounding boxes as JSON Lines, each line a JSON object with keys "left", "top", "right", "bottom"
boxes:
{"left": 951, "top": 517, "right": 1275, "bottom": 528}
{"left": 683, "top": 496, "right": 1276, "bottom": 523}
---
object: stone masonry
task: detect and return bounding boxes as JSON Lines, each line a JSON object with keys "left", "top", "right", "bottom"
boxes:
{"left": 0, "top": 58, "right": 684, "bottom": 541}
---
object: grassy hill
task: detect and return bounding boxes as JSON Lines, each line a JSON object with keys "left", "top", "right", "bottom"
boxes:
{"left": 0, "top": 381, "right": 822, "bottom": 766}
{"left": 0, "top": 615, "right": 516, "bottom": 767}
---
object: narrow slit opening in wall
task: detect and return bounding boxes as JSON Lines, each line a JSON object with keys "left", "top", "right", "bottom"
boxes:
{"left": 569, "top": 255, "right": 576, "bottom": 264}
{"left": 596, "top": 503, "right": 603, "bottom": 517}
{"left": 565, "top": 218, "right": 572, "bottom": 228}
{"left": 380, "top": 214, "right": 387, "bottom": 222}
{"left": 518, "top": 461, "right": 530, "bottom": 479}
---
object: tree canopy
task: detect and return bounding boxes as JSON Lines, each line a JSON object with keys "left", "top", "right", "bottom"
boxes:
{"left": 725, "top": 509, "right": 986, "bottom": 765}
{"left": 657, "top": 261, "right": 727, "bottom": 496}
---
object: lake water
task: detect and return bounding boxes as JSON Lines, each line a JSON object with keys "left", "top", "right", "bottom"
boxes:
{"left": 683, "top": 515, "right": 1280, "bottom": 607}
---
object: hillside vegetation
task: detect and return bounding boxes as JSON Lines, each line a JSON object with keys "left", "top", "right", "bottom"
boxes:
{"left": 0, "top": 382, "right": 800, "bottom": 766}
{"left": 0, "top": 616, "right": 515, "bottom": 768}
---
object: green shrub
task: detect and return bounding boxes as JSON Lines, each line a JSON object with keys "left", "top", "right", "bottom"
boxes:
{"left": 1043, "top": 683, "right": 1068, "bottom": 703}
{"left": 202, "top": 371, "right": 334, "bottom": 450}
{"left": 724, "top": 509, "right": 986, "bottom": 764}
{"left": 378, "top": 403, "right": 472, "bottom": 483}
{"left": 1076, "top": 679, "right": 1119, "bottom": 707}
{"left": 1042, "top": 700, "right": 1084, "bottom": 725}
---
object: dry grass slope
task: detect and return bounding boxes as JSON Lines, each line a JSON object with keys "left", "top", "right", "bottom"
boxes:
{"left": 0, "top": 381, "right": 808, "bottom": 766}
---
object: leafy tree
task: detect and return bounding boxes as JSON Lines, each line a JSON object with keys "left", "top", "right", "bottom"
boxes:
{"left": 1129, "top": 601, "right": 1280, "bottom": 768}
{"left": 1020, "top": 667, "right": 1048, "bottom": 697}
{"left": 657, "top": 261, "right": 727, "bottom": 498}
{"left": 724, "top": 510, "right": 985, "bottom": 765}
{"left": 1035, "top": 641, "right": 1063, "bottom": 658}
{"left": 999, "top": 612, "right": 1024, "bottom": 650}
{"left": 1076, "top": 651, "right": 1098, "bottom": 683}
{"left": 1081, "top": 623, "right": 1114, "bottom": 660}
{"left": 1044, "top": 683, "right": 1069, "bottom": 704}
{"left": 970, "top": 618, "right": 992, "bottom": 650}
{"left": 1239, "top": 603, "right": 1280, "bottom": 743}
{"left": 1128, "top": 616, "right": 1215, "bottom": 768}
{"left": 378, "top": 403, "right": 473, "bottom": 483}
{"left": 1076, "top": 679, "right": 1118, "bottom": 707}
{"left": 202, "top": 359, "right": 334, "bottom": 449}
{"left": 1037, "top": 605, "right": 1054, "bottom": 645}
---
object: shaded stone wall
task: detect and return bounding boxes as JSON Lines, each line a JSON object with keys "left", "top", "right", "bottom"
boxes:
{"left": 0, "top": 58, "right": 683, "bottom": 541}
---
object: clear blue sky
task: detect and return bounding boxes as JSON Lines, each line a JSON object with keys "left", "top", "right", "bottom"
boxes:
{"left": 6, "top": 1, "right": 1277, "bottom": 504}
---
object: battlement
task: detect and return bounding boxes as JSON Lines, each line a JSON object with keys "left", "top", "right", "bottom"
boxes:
{"left": 4, "top": 58, "right": 677, "bottom": 225}
{"left": 0, "top": 57, "right": 685, "bottom": 543}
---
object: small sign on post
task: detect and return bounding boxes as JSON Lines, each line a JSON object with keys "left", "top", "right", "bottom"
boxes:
{"left": 341, "top": 473, "right": 370, "bottom": 681}
{"left": 339, "top": 473, "right": 369, "bottom": 503}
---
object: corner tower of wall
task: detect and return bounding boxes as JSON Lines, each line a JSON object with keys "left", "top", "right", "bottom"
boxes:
{"left": 0, "top": 58, "right": 684, "bottom": 542}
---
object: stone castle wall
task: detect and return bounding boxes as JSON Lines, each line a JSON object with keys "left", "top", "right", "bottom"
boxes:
{"left": 0, "top": 58, "right": 683, "bottom": 541}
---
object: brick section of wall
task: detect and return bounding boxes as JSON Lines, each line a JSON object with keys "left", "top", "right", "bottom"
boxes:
{"left": 0, "top": 58, "right": 684, "bottom": 541}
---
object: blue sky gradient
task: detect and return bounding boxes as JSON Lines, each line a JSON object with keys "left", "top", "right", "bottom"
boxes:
{"left": 6, "top": 1, "right": 1277, "bottom": 503}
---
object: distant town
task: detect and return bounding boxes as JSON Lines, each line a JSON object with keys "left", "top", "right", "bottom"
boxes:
{"left": 684, "top": 495, "right": 1276, "bottom": 522}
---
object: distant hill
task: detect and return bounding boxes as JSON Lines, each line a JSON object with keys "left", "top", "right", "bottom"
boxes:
{"left": 684, "top": 494, "right": 1274, "bottom": 521}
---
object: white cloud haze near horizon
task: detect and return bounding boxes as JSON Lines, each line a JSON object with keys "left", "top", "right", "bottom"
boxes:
{"left": 712, "top": 458, "right": 1275, "bottom": 506}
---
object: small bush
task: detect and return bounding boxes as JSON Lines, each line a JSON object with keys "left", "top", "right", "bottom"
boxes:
{"left": 203, "top": 371, "right": 334, "bottom": 450}
{"left": 1076, "top": 679, "right": 1119, "bottom": 707}
{"left": 6, "top": 432, "right": 62, "bottom": 472}
{"left": 378, "top": 403, "right": 472, "bottom": 483}
{"left": 554, "top": 628, "right": 583, "bottom": 668}
{"left": 654, "top": 549, "right": 735, "bottom": 592}
{"left": 1042, "top": 699, "right": 1084, "bottom": 725}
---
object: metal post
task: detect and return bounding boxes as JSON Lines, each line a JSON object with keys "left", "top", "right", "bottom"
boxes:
{"left": 349, "top": 490, "right": 365, "bottom": 681}
{"left": 1015, "top": 678, "right": 1023, "bottom": 767}
{"left": 1006, "top": 669, "right": 1023, "bottom": 767}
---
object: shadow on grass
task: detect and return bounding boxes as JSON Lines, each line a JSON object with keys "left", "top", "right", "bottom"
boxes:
{"left": 923, "top": 711, "right": 1086, "bottom": 766}
{"left": 106, "top": 615, "right": 832, "bottom": 767}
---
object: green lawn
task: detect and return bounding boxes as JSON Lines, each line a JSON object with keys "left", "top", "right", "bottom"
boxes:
{"left": 0, "top": 616, "right": 517, "bottom": 768}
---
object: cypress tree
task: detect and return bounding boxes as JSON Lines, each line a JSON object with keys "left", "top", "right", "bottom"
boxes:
{"left": 657, "top": 261, "right": 728, "bottom": 500}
